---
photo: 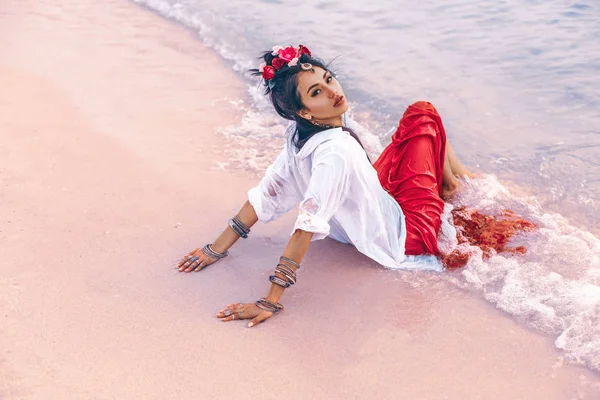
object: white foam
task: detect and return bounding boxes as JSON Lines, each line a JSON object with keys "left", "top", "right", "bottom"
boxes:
{"left": 440, "top": 175, "right": 600, "bottom": 372}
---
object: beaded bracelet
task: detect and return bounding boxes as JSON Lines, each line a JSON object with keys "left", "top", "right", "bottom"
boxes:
{"left": 201, "top": 244, "right": 229, "bottom": 259}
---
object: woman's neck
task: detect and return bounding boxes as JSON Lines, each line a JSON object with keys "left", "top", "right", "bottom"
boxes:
{"left": 314, "top": 115, "right": 343, "bottom": 128}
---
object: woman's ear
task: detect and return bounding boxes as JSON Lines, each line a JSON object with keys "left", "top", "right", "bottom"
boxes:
{"left": 297, "top": 109, "right": 312, "bottom": 122}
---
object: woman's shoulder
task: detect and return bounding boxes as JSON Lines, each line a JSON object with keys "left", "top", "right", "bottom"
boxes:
{"left": 313, "top": 129, "right": 362, "bottom": 155}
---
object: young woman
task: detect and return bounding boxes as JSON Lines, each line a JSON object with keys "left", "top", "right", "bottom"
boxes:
{"left": 174, "top": 45, "right": 486, "bottom": 328}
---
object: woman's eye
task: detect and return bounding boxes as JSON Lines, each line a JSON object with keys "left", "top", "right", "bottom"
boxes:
{"left": 326, "top": 76, "right": 332, "bottom": 83}
{"left": 311, "top": 89, "right": 321, "bottom": 97}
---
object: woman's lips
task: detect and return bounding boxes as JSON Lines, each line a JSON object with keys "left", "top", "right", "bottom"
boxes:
{"left": 334, "top": 95, "right": 345, "bottom": 107}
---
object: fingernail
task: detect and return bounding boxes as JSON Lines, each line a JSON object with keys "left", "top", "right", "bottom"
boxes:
{"left": 248, "top": 322, "right": 254, "bottom": 327}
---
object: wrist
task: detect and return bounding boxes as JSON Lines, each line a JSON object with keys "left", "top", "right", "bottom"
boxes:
{"left": 210, "top": 241, "right": 228, "bottom": 254}
{"left": 265, "top": 292, "right": 282, "bottom": 303}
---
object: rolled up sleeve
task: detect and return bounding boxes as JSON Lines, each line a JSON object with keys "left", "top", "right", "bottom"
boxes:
{"left": 248, "top": 147, "right": 300, "bottom": 223}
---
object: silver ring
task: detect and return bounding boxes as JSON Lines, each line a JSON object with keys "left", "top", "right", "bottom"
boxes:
{"left": 232, "top": 314, "right": 236, "bottom": 320}
{"left": 224, "top": 310, "right": 231, "bottom": 316}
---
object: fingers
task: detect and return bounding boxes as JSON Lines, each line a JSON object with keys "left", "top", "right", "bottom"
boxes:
{"left": 216, "top": 303, "right": 247, "bottom": 321}
{"left": 174, "top": 249, "right": 218, "bottom": 272}
{"left": 248, "top": 311, "right": 273, "bottom": 328}
{"left": 193, "top": 261, "right": 207, "bottom": 272}
{"left": 175, "top": 251, "right": 198, "bottom": 271}
{"left": 215, "top": 304, "right": 276, "bottom": 327}
{"left": 183, "top": 257, "right": 202, "bottom": 273}
{"left": 179, "top": 254, "right": 199, "bottom": 272}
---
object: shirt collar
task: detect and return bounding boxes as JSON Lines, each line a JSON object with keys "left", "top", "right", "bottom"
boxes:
{"left": 294, "top": 127, "right": 347, "bottom": 159}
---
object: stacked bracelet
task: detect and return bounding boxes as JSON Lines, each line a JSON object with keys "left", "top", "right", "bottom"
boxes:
{"left": 275, "top": 263, "right": 296, "bottom": 284}
{"left": 202, "top": 244, "right": 229, "bottom": 259}
{"left": 255, "top": 297, "right": 284, "bottom": 313}
{"left": 228, "top": 215, "right": 250, "bottom": 239}
{"left": 269, "top": 274, "right": 291, "bottom": 288}
{"left": 267, "top": 256, "right": 301, "bottom": 289}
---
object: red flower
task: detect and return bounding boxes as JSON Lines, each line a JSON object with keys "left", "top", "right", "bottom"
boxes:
{"left": 262, "top": 65, "right": 275, "bottom": 80}
{"left": 271, "top": 57, "right": 286, "bottom": 70}
{"left": 297, "top": 44, "right": 311, "bottom": 57}
{"left": 278, "top": 46, "right": 297, "bottom": 62}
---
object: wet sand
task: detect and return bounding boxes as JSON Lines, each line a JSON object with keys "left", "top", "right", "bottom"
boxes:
{"left": 1, "top": 0, "right": 599, "bottom": 399}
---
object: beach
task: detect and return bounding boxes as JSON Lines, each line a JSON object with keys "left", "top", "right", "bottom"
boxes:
{"left": 1, "top": 0, "right": 599, "bottom": 399}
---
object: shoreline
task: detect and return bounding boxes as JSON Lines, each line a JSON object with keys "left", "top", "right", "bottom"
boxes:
{"left": 1, "top": 0, "right": 599, "bottom": 398}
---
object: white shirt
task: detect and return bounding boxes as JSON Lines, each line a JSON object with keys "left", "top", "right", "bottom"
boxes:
{"left": 248, "top": 125, "right": 442, "bottom": 271}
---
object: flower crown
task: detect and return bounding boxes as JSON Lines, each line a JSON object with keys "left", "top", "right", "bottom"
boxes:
{"left": 258, "top": 44, "right": 313, "bottom": 83}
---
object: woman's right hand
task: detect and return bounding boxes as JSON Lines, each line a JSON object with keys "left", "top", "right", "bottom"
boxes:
{"left": 175, "top": 248, "right": 219, "bottom": 273}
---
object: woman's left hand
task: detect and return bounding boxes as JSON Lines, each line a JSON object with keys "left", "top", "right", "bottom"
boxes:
{"left": 216, "top": 303, "right": 274, "bottom": 328}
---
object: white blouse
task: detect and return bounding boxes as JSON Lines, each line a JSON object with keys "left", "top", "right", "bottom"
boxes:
{"left": 248, "top": 125, "right": 443, "bottom": 271}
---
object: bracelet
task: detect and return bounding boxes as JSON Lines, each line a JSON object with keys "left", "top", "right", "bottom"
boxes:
{"left": 233, "top": 215, "right": 250, "bottom": 234}
{"left": 280, "top": 256, "right": 301, "bottom": 269}
{"left": 228, "top": 220, "right": 247, "bottom": 238}
{"left": 201, "top": 244, "right": 229, "bottom": 259}
{"left": 269, "top": 275, "right": 291, "bottom": 288}
{"left": 255, "top": 297, "right": 284, "bottom": 313}
{"left": 275, "top": 264, "right": 296, "bottom": 284}
{"left": 228, "top": 215, "right": 250, "bottom": 239}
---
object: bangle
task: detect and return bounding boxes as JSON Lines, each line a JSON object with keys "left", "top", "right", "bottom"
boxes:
{"left": 228, "top": 215, "right": 250, "bottom": 238}
{"left": 269, "top": 275, "right": 290, "bottom": 288}
{"left": 255, "top": 297, "right": 284, "bottom": 313}
{"left": 279, "top": 256, "right": 301, "bottom": 269}
{"left": 201, "top": 244, "right": 228, "bottom": 259}
{"left": 275, "top": 264, "right": 296, "bottom": 284}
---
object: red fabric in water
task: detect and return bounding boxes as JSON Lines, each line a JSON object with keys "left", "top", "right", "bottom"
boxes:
{"left": 373, "top": 101, "right": 446, "bottom": 256}
{"left": 445, "top": 207, "right": 536, "bottom": 268}
{"left": 373, "top": 101, "right": 535, "bottom": 268}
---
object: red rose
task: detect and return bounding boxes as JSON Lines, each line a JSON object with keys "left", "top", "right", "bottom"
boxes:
{"left": 297, "top": 44, "right": 311, "bottom": 57}
{"left": 262, "top": 65, "right": 275, "bottom": 80}
{"left": 271, "top": 57, "right": 286, "bottom": 70}
{"left": 278, "top": 46, "right": 297, "bottom": 62}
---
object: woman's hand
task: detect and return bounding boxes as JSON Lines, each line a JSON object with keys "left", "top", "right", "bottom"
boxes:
{"left": 441, "top": 176, "right": 461, "bottom": 201}
{"left": 216, "top": 303, "right": 274, "bottom": 328}
{"left": 175, "top": 248, "right": 219, "bottom": 272}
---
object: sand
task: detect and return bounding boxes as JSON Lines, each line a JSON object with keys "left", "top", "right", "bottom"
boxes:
{"left": 1, "top": 0, "right": 599, "bottom": 399}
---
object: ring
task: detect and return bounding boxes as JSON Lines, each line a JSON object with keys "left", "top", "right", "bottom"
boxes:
{"left": 232, "top": 314, "right": 236, "bottom": 320}
{"left": 224, "top": 310, "right": 231, "bottom": 316}
{"left": 238, "top": 312, "right": 242, "bottom": 319}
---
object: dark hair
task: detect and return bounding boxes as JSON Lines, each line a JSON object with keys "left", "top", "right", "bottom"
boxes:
{"left": 249, "top": 50, "right": 368, "bottom": 156}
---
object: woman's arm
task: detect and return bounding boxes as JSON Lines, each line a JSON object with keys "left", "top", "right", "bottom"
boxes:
{"left": 216, "top": 228, "right": 313, "bottom": 327}
{"left": 210, "top": 201, "right": 258, "bottom": 254}
{"left": 177, "top": 200, "right": 258, "bottom": 272}
{"left": 264, "top": 229, "right": 314, "bottom": 304}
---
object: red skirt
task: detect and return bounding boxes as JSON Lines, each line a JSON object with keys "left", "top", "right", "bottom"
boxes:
{"left": 373, "top": 101, "right": 446, "bottom": 256}
{"left": 374, "top": 101, "right": 535, "bottom": 267}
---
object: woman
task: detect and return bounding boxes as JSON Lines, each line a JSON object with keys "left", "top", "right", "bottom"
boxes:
{"left": 174, "top": 45, "right": 477, "bottom": 328}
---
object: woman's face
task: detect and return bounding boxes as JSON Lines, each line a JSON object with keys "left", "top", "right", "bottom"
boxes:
{"left": 296, "top": 66, "right": 348, "bottom": 124}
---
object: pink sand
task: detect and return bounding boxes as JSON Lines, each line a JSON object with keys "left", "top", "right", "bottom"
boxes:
{"left": 1, "top": 0, "right": 599, "bottom": 398}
